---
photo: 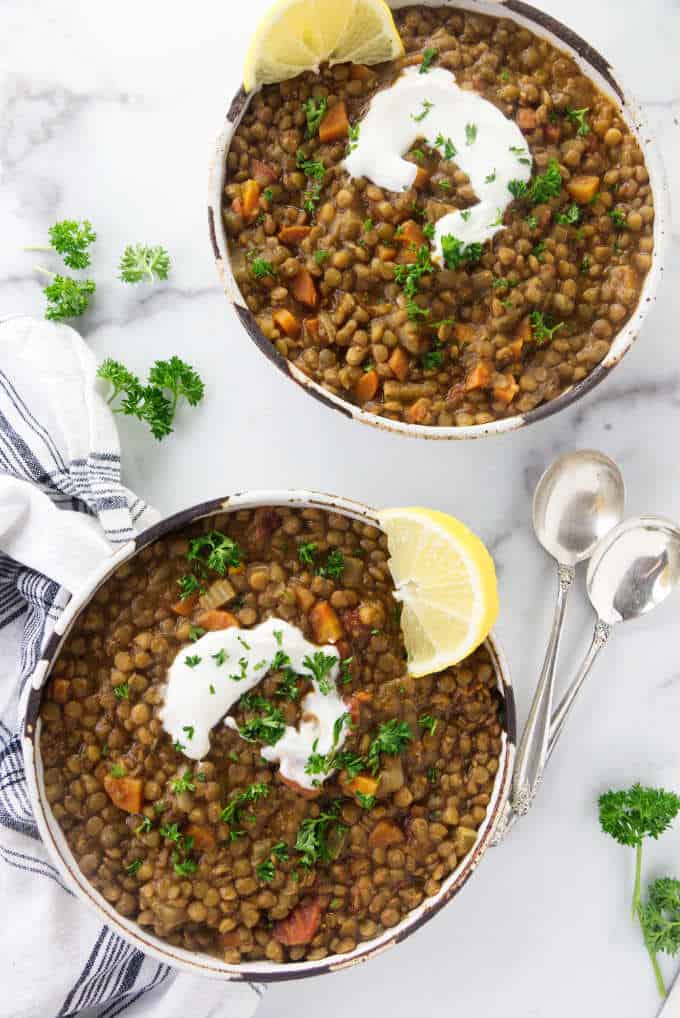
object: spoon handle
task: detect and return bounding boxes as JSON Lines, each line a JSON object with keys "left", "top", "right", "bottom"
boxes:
{"left": 511, "top": 562, "right": 574, "bottom": 816}
{"left": 547, "top": 617, "right": 611, "bottom": 760}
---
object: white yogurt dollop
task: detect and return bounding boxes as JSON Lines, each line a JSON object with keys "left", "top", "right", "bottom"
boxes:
{"left": 159, "top": 618, "right": 347, "bottom": 790}
{"left": 344, "top": 66, "right": 532, "bottom": 264}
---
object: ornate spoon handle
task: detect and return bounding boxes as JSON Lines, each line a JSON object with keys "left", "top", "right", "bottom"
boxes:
{"left": 547, "top": 617, "right": 611, "bottom": 760}
{"left": 511, "top": 563, "right": 574, "bottom": 816}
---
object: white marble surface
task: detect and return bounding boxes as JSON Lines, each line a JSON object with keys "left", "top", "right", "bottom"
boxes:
{"left": 2, "top": 1, "right": 680, "bottom": 1015}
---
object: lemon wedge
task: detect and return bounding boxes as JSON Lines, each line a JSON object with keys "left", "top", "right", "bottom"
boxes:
{"left": 243, "top": 0, "right": 404, "bottom": 92}
{"left": 378, "top": 507, "right": 499, "bottom": 678}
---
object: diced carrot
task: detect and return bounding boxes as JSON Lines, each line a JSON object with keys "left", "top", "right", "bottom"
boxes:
{"left": 343, "top": 690, "right": 372, "bottom": 724}
{"left": 406, "top": 397, "right": 430, "bottom": 424}
{"left": 228, "top": 563, "right": 245, "bottom": 576}
{"left": 567, "top": 175, "right": 601, "bottom": 204}
{"left": 292, "top": 268, "right": 318, "bottom": 308}
{"left": 388, "top": 347, "right": 409, "bottom": 382}
{"left": 465, "top": 360, "right": 493, "bottom": 391}
{"left": 310, "top": 601, "right": 343, "bottom": 644}
{"left": 413, "top": 167, "right": 430, "bottom": 190}
{"left": 251, "top": 158, "right": 278, "bottom": 185}
{"left": 274, "top": 897, "right": 323, "bottom": 945}
{"left": 293, "top": 583, "right": 316, "bottom": 612}
{"left": 354, "top": 369, "right": 379, "bottom": 403}
{"left": 350, "top": 64, "right": 373, "bottom": 81}
{"left": 377, "top": 245, "right": 397, "bottom": 261}
{"left": 171, "top": 591, "right": 199, "bottom": 617}
{"left": 241, "top": 179, "right": 261, "bottom": 218}
{"left": 454, "top": 323, "right": 477, "bottom": 345}
{"left": 222, "top": 930, "right": 241, "bottom": 949}
{"left": 318, "top": 101, "right": 349, "bottom": 143}
{"left": 197, "top": 610, "right": 240, "bottom": 631}
{"left": 515, "top": 315, "right": 532, "bottom": 347}
{"left": 346, "top": 774, "right": 379, "bottom": 797}
{"left": 368, "top": 819, "right": 405, "bottom": 849}
{"left": 231, "top": 197, "right": 244, "bottom": 215}
{"left": 278, "top": 225, "right": 312, "bottom": 245}
{"left": 305, "top": 317, "right": 320, "bottom": 341}
{"left": 493, "top": 377, "right": 520, "bottom": 404}
{"left": 396, "top": 220, "right": 425, "bottom": 248}
{"left": 278, "top": 773, "right": 320, "bottom": 799}
{"left": 51, "top": 678, "right": 70, "bottom": 704}
{"left": 273, "top": 309, "right": 300, "bottom": 338}
{"left": 103, "top": 775, "right": 143, "bottom": 814}
{"left": 185, "top": 823, "right": 217, "bottom": 853}
{"left": 517, "top": 107, "right": 537, "bottom": 132}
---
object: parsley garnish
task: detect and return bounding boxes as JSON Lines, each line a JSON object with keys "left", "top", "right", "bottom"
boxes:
{"left": 126, "top": 858, "right": 143, "bottom": 875}
{"left": 110, "top": 764, "right": 126, "bottom": 778}
{"left": 237, "top": 703, "right": 286, "bottom": 745}
{"left": 367, "top": 719, "right": 413, "bottom": 774}
{"left": 556, "top": 203, "right": 581, "bottom": 226}
{"left": 580, "top": 255, "right": 591, "bottom": 274}
{"left": 347, "top": 123, "right": 360, "bottom": 154}
{"left": 119, "top": 245, "right": 170, "bottom": 284}
{"left": 256, "top": 859, "right": 276, "bottom": 883}
{"left": 298, "top": 541, "right": 317, "bottom": 565}
{"left": 173, "top": 854, "right": 198, "bottom": 876}
{"left": 508, "top": 179, "right": 528, "bottom": 200}
{"left": 189, "top": 625, "right": 205, "bottom": 642}
{"left": 294, "top": 801, "right": 346, "bottom": 867}
{"left": 303, "top": 96, "right": 328, "bottom": 138}
{"left": 26, "top": 219, "right": 96, "bottom": 270}
{"left": 302, "top": 651, "right": 337, "bottom": 694}
{"left": 411, "top": 99, "right": 434, "bottom": 123}
{"left": 250, "top": 257, "right": 276, "bottom": 279}
{"left": 188, "top": 531, "right": 242, "bottom": 574}
{"left": 37, "top": 271, "right": 95, "bottom": 321}
{"left": 339, "top": 657, "right": 353, "bottom": 684}
{"left": 212, "top": 648, "right": 229, "bottom": 666}
{"left": 98, "top": 356, "right": 204, "bottom": 441}
{"left": 220, "top": 783, "right": 270, "bottom": 826}
{"left": 182, "top": 725, "right": 194, "bottom": 741}
{"left": 565, "top": 106, "right": 590, "bottom": 136}
{"left": 441, "top": 235, "right": 483, "bottom": 270}
{"left": 422, "top": 343, "right": 443, "bottom": 371}
{"left": 529, "top": 159, "right": 562, "bottom": 204}
{"left": 465, "top": 123, "right": 477, "bottom": 145}
{"left": 485, "top": 169, "right": 497, "bottom": 183}
{"left": 434, "top": 133, "right": 457, "bottom": 160}
{"left": 420, "top": 47, "right": 438, "bottom": 73}
{"left": 529, "top": 310, "right": 563, "bottom": 345}
{"left": 608, "top": 207, "right": 626, "bottom": 229}
{"left": 418, "top": 714, "right": 438, "bottom": 735}
{"left": 171, "top": 770, "right": 196, "bottom": 794}
{"left": 315, "top": 249, "right": 329, "bottom": 265}
{"left": 318, "top": 549, "right": 345, "bottom": 579}
{"left": 113, "top": 683, "right": 129, "bottom": 700}
{"left": 176, "top": 574, "right": 203, "bottom": 601}
{"left": 184, "top": 655, "right": 201, "bottom": 668}
{"left": 356, "top": 791, "right": 376, "bottom": 810}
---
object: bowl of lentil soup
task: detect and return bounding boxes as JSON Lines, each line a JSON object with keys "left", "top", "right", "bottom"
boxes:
{"left": 24, "top": 490, "right": 515, "bottom": 979}
{"left": 209, "top": 0, "right": 666, "bottom": 438}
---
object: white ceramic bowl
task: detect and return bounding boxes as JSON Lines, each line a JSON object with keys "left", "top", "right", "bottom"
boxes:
{"left": 208, "top": 0, "right": 669, "bottom": 441}
{"left": 22, "top": 490, "right": 516, "bottom": 981}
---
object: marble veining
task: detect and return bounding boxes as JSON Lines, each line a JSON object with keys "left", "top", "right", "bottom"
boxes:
{"left": 1, "top": 1, "right": 680, "bottom": 1016}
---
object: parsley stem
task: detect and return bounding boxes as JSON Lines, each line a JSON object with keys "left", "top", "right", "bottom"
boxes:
{"left": 23, "top": 246, "right": 52, "bottom": 252}
{"left": 645, "top": 936, "right": 666, "bottom": 997}
{"left": 33, "top": 265, "right": 54, "bottom": 279}
{"left": 633, "top": 842, "right": 643, "bottom": 920}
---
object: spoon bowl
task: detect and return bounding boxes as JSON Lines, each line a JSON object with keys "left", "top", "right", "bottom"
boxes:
{"left": 533, "top": 450, "right": 626, "bottom": 567}
{"left": 587, "top": 515, "right": 680, "bottom": 625}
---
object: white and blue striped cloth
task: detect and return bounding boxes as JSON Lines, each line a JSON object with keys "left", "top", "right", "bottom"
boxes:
{"left": 0, "top": 316, "right": 262, "bottom": 1018}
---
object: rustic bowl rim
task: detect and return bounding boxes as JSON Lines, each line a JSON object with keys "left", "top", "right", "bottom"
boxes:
{"left": 208, "top": 0, "right": 669, "bottom": 441}
{"left": 22, "top": 489, "right": 516, "bottom": 982}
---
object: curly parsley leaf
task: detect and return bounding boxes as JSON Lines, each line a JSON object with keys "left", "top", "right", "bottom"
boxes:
{"left": 119, "top": 244, "right": 170, "bottom": 284}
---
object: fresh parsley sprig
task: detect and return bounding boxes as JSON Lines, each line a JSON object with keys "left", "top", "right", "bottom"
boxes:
{"left": 97, "top": 355, "right": 204, "bottom": 440}
{"left": 119, "top": 244, "right": 170, "bottom": 284}
{"left": 26, "top": 219, "right": 97, "bottom": 270}
{"left": 34, "top": 268, "right": 96, "bottom": 321}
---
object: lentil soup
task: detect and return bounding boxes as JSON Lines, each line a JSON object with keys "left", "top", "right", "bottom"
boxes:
{"left": 222, "top": 4, "right": 654, "bottom": 429}
{"left": 38, "top": 504, "right": 507, "bottom": 966}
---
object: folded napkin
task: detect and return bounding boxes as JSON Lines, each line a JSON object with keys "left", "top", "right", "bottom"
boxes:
{"left": 0, "top": 316, "right": 263, "bottom": 1018}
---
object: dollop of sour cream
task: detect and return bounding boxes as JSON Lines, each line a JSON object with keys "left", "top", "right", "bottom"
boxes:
{"left": 159, "top": 618, "right": 347, "bottom": 791}
{"left": 344, "top": 66, "right": 532, "bottom": 264}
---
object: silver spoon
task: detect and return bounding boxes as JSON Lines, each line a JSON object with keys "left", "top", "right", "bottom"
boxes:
{"left": 511, "top": 450, "right": 625, "bottom": 816}
{"left": 547, "top": 515, "right": 680, "bottom": 759}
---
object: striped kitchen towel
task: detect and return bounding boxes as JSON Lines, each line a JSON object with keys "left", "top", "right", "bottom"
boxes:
{"left": 0, "top": 316, "right": 263, "bottom": 1018}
